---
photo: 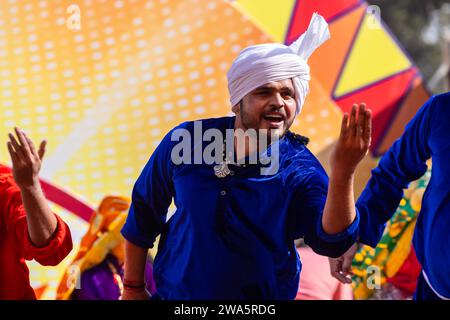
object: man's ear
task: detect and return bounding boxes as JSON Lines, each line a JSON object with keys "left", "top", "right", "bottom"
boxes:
{"left": 232, "top": 101, "right": 242, "bottom": 114}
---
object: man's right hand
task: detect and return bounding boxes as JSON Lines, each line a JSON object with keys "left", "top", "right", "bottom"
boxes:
{"left": 7, "top": 127, "right": 46, "bottom": 190}
{"left": 329, "top": 242, "right": 359, "bottom": 284}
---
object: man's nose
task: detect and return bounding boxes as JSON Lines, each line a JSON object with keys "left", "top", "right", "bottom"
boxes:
{"left": 270, "top": 92, "right": 285, "bottom": 109}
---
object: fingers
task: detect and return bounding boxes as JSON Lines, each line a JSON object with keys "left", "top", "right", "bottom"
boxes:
{"left": 330, "top": 264, "right": 351, "bottom": 284}
{"left": 348, "top": 104, "right": 357, "bottom": 136}
{"left": 8, "top": 132, "right": 26, "bottom": 161}
{"left": 329, "top": 257, "right": 353, "bottom": 284}
{"left": 356, "top": 103, "right": 366, "bottom": 136}
{"left": 340, "top": 113, "right": 349, "bottom": 137}
{"left": 333, "top": 269, "right": 353, "bottom": 284}
{"left": 347, "top": 103, "right": 372, "bottom": 140}
{"left": 342, "top": 255, "right": 354, "bottom": 277}
{"left": 24, "top": 133, "right": 40, "bottom": 159}
{"left": 364, "top": 109, "right": 372, "bottom": 146}
{"left": 38, "top": 140, "right": 47, "bottom": 161}
{"left": 329, "top": 258, "right": 341, "bottom": 279}
{"left": 6, "top": 141, "right": 19, "bottom": 164}
{"left": 14, "top": 127, "right": 32, "bottom": 162}
{"left": 338, "top": 273, "right": 353, "bottom": 284}
{"left": 7, "top": 127, "right": 44, "bottom": 163}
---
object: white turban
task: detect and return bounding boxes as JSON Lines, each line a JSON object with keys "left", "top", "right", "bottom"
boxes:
{"left": 227, "top": 13, "right": 330, "bottom": 115}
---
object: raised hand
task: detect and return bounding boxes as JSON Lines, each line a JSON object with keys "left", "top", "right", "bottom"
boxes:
{"left": 321, "top": 103, "right": 372, "bottom": 236}
{"left": 330, "top": 103, "right": 372, "bottom": 177}
{"left": 6, "top": 127, "right": 47, "bottom": 189}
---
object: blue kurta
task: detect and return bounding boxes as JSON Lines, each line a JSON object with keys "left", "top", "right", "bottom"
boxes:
{"left": 357, "top": 93, "right": 450, "bottom": 299}
{"left": 122, "top": 116, "right": 359, "bottom": 299}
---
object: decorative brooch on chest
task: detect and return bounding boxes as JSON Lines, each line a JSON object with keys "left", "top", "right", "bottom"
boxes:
{"left": 214, "top": 162, "right": 231, "bottom": 178}
{"left": 214, "top": 146, "right": 232, "bottom": 178}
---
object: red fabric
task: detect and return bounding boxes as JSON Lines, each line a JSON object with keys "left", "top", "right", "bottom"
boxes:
{"left": 386, "top": 246, "right": 421, "bottom": 296}
{"left": 0, "top": 169, "right": 73, "bottom": 299}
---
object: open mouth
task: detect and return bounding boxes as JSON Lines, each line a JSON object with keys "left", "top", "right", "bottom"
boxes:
{"left": 263, "top": 114, "right": 285, "bottom": 127}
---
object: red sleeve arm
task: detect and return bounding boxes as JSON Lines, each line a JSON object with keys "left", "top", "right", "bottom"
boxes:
{"left": 2, "top": 175, "right": 73, "bottom": 266}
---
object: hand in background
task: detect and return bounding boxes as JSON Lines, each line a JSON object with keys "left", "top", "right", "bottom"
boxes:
{"left": 7, "top": 127, "right": 47, "bottom": 190}
{"left": 329, "top": 242, "right": 359, "bottom": 284}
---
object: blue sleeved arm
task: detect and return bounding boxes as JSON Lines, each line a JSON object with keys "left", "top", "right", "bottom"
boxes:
{"left": 121, "top": 128, "right": 177, "bottom": 248}
{"left": 356, "top": 96, "right": 434, "bottom": 247}
{"left": 289, "top": 168, "right": 359, "bottom": 258}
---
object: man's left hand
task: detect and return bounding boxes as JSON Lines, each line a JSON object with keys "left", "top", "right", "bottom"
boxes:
{"left": 330, "top": 103, "right": 372, "bottom": 178}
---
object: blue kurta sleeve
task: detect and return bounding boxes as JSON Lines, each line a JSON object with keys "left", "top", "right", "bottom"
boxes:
{"left": 121, "top": 128, "right": 177, "bottom": 248}
{"left": 289, "top": 167, "right": 359, "bottom": 258}
{"left": 357, "top": 97, "right": 434, "bottom": 247}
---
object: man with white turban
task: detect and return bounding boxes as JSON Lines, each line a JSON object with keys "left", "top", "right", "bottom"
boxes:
{"left": 121, "top": 14, "right": 372, "bottom": 300}
{"left": 227, "top": 13, "right": 330, "bottom": 116}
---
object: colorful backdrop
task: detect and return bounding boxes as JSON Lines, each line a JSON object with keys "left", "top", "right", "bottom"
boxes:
{"left": 0, "top": 0, "right": 430, "bottom": 298}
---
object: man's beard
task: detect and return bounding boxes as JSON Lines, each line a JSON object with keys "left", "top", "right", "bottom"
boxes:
{"left": 237, "top": 105, "right": 293, "bottom": 153}
{"left": 238, "top": 102, "right": 291, "bottom": 139}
